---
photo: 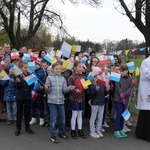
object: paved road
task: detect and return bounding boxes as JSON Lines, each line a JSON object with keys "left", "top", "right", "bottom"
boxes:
{"left": 0, "top": 115, "right": 149, "bottom": 150}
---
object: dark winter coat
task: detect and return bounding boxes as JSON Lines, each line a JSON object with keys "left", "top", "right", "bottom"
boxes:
{"left": 14, "top": 72, "right": 33, "bottom": 101}
{"left": 114, "top": 75, "right": 132, "bottom": 105}
{"left": 89, "top": 82, "right": 108, "bottom": 105}
{"left": 2, "top": 74, "right": 16, "bottom": 101}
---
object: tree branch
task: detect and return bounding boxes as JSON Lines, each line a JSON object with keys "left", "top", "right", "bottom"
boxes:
{"left": 16, "top": 7, "right": 21, "bottom": 38}
{"left": 43, "top": 9, "right": 63, "bottom": 27}
{"left": 119, "top": 0, "right": 145, "bottom": 34}
{"left": 28, "top": 0, "right": 34, "bottom": 37}
{"left": 135, "top": 0, "right": 142, "bottom": 22}
{"left": 146, "top": 0, "right": 150, "bottom": 30}
{"left": 27, "top": 0, "right": 49, "bottom": 40}
{"left": 0, "top": 7, "right": 9, "bottom": 32}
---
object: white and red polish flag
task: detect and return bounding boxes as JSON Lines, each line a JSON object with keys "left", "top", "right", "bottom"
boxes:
{"left": 31, "top": 91, "right": 38, "bottom": 101}
{"left": 11, "top": 52, "right": 19, "bottom": 60}
{"left": 30, "top": 52, "right": 38, "bottom": 61}
{"left": 0, "top": 61, "right": 6, "bottom": 69}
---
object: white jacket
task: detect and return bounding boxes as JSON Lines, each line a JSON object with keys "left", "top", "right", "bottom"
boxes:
{"left": 137, "top": 56, "right": 150, "bottom": 110}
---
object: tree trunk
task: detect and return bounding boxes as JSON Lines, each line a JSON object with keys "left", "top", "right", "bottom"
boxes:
{"left": 144, "top": 34, "right": 150, "bottom": 58}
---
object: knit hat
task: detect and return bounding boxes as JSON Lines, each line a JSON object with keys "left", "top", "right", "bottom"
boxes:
{"left": 92, "top": 67, "right": 102, "bottom": 76}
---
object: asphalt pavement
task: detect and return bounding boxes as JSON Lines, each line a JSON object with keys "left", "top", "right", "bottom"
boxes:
{"left": 0, "top": 114, "right": 149, "bottom": 150}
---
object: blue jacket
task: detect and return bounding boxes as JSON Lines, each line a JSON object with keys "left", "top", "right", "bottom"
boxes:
{"left": 33, "top": 67, "right": 45, "bottom": 93}
{"left": 89, "top": 82, "right": 108, "bottom": 105}
{"left": 14, "top": 72, "right": 33, "bottom": 101}
{"left": 2, "top": 74, "right": 16, "bottom": 101}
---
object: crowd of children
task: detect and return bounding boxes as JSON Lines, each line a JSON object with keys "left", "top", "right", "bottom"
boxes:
{"left": 0, "top": 44, "right": 137, "bottom": 143}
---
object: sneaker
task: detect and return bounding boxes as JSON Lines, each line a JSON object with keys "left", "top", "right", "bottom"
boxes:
{"left": 90, "top": 132, "right": 100, "bottom": 139}
{"left": 114, "top": 131, "right": 122, "bottom": 139}
{"left": 50, "top": 136, "right": 59, "bottom": 143}
{"left": 104, "top": 122, "right": 110, "bottom": 128}
{"left": 29, "top": 118, "right": 36, "bottom": 125}
{"left": 122, "top": 127, "right": 127, "bottom": 133}
{"left": 100, "top": 128, "right": 105, "bottom": 133}
{"left": 7, "top": 120, "right": 12, "bottom": 125}
{"left": 126, "top": 127, "right": 131, "bottom": 132}
{"left": 58, "top": 132, "right": 68, "bottom": 139}
{"left": 126, "top": 121, "right": 132, "bottom": 127}
{"left": 96, "top": 131, "right": 104, "bottom": 138}
{"left": 123, "top": 125, "right": 131, "bottom": 133}
{"left": 120, "top": 130, "right": 127, "bottom": 138}
{"left": 39, "top": 118, "right": 44, "bottom": 126}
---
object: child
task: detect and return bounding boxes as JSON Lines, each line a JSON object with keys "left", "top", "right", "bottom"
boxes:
{"left": 62, "top": 67, "right": 73, "bottom": 129}
{"left": 89, "top": 73, "right": 109, "bottom": 139}
{"left": 2, "top": 64, "right": 17, "bottom": 125}
{"left": 30, "top": 61, "right": 45, "bottom": 126}
{"left": 42, "top": 65, "right": 52, "bottom": 127}
{"left": 109, "top": 64, "right": 120, "bottom": 124}
{"left": 98, "top": 63, "right": 110, "bottom": 131}
{"left": 14, "top": 60, "right": 34, "bottom": 136}
{"left": 45, "top": 62, "right": 74, "bottom": 143}
{"left": 68, "top": 60, "right": 86, "bottom": 139}
{"left": 113, "top": 64, "right": 132, "bottom": 139}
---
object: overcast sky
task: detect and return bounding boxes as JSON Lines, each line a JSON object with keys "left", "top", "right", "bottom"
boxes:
{"left": 51, "top": 0, "right": 145, "bottom": 43}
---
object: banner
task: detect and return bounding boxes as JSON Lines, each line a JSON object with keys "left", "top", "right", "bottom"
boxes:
{"left": 125, "top": 50, "right": 130, "bottom": 55}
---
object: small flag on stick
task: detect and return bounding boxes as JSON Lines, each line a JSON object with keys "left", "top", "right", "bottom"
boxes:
{"left": 122, "top": 109, "right": 130, "bottom": 121}
{"left": 77, "top": 79, "right": 91, "bottom": 91}
{"left": 11, "top": 52, "right": 19, "bottom": 60}
{"left": 0, "top": 70, "right": 10, "bottom": 80}
{"left": 31, "top": 91, "right": 38, "bottom": 101}
{"left": 24, "top": 74, "right": 38, "bottom": 86}
{"left": 30, "top": 52, "right": 38, "bottom": 61}
{"left": 28, "top": 62, "right": 35, "bottom": 71}
{"left": 110, "top": 72, "right": 121, "bottom": 82}
{"left": 135, "top": 67, "right": 139, "bottom": 76}
{"left": 12, "top": 67, "right": 22, "bottom": 76}
{"left": 0, "top": 61, "right": 6, "bottom": 69}
{"left": 127, "top": 62, "right": 135, "bottom": 71}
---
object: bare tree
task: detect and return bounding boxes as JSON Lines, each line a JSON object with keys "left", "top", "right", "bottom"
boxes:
{"left": 0, "top": 0, "right": 102, "bottom": 49}
{"left": 114, "top": 0, "right": 150, "bottom": 57}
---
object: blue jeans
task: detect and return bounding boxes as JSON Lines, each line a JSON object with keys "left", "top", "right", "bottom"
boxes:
{"left": 114, "top": 102, "right": 125, "bottom": 131}
{"left": 31, "top": 95, "right": 44, "bottom": 118}
{"left": 49, "top": 103, "right": 65, "bottom": 137}
{"left": 6, "top": 101, "right": 17, "bottom": 121}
